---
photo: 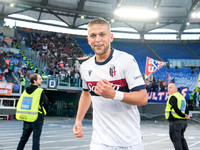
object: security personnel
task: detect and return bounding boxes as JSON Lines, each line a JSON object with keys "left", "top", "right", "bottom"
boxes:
{"left": 16, "top": 43, "right": 20, "bottom": 49}
{"left": 34, "top": 66, "right": 39, "bottom": 73}
{"left": 23, "top": 55, "right": 27, "bottom": 61}
{"left": 41, "top": 72, "right": 45, "bottom": 80}
{"left": 189, "top": 91, "right": 194, "bottom": 110}
{"left": 198, "top": 92, "right": 200, "bottom": 107}
{"left": 26, "top": 59, "right": 31, "bottom": 70}
{"left": 21, "top": 52, "right": 24, "bottom": 58}
{"left": 16, "top": 73, "right": 48, "bottom": 150}
{"left": 21, "top": 76, "right": 26, "bottom": 93}
{"left": 165, "top": 83, "right": 190, "bottom": 150}
{"left": 30, "top": 63, "right": 34, "bottom": 70}
{"left": 189, "top": 91, "right": 194, "bottom": 101}
{"left": 26, "top": 58, "right": 30, "bottom": 65}
{"left": 19, "top": 49, "right": 22, "bottom": 54}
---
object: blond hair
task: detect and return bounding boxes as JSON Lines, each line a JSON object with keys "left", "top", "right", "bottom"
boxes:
{"left": 88, "top": 18, "right": 110, "bottom": 30}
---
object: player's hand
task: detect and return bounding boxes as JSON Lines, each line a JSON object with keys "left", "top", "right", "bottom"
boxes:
{"left": 73, "top": 121, "right": 84, "bottom": 138}
{"left": 94, "top": 79, "right": 115, "bottom": 99}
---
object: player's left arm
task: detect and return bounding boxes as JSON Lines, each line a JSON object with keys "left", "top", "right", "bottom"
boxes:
{"left": 123, "top": 55, "right": 148, "bottom": 105}
{"left": 122, "top": 89, "right": 148, "bottom": 105}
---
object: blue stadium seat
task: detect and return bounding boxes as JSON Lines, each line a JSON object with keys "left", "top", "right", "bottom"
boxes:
{"left": 147, "top": 43, "right": 195, "bottom": 61}
{"left": 185, "top": 43, "right": 200, "bottom": 57}
{"left": 75, "top": 38, "right": 94, "bottom": 55}
{"left": 112, "top": 41, "right": 156, "bottom": 72}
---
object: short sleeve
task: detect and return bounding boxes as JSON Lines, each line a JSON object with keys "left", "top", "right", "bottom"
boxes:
{"left": 80, "top": 64, "right": 89, "bottom": 91}
{"left": 125, "top": 56, "right": 146, "bottom": 91}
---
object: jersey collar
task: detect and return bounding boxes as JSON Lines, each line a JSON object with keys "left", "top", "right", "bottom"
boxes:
{"left": 95, "top": 48, "right": 114, "bottom": 65}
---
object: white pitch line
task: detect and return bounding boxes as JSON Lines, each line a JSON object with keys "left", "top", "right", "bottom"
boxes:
{"left": 144, "top": 137, "right": 169, "bottom": 145}
{"left": 60, "top": 144, "right": 90, "bottom": 150}
{"left": 189, "top": 141, "right": 200, "bottom": 148}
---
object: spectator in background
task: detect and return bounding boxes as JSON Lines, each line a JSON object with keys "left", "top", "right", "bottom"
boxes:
{"left": 193, "top": 91, "right": 197, "bottom": 107}
{"left": 151, "top": 81, "right": 158, "bottom": 91}
{"left": 8, "top": 62, "right": 14, "bottom": 76}
{"left": 5, "top": 58, "right": 10, "bottom": 66}
{"left": 160, "top": 79, "right": 166, "bottom": 91}
{"left": 0, "top": 73, "right": 3, "bottom": 82}
{"left": 73, "top": 69, "right": 80, "bottom": 87}
{"left": 17, "top": 60, "right": 22, "bottom": 67}
{"left": 3, "top": 65, "right": 9, "bottom": 80}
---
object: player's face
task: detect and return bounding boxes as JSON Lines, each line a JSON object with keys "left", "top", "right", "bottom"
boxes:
{"left": 35, "top": 75, "right": 42, "bottom": 86}
{"left": 87, "top": 24, "right": 113, "bottom": 57}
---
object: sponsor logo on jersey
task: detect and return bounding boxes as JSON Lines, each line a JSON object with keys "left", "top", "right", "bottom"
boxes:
{"left": 109, "top": 65, "right": 116, "bottom": 77}
{"left": 86, "top": 79, "right": 127, "bottom": 92}
{"left": 133, "top": 75, "right": 142, "bottom": 80}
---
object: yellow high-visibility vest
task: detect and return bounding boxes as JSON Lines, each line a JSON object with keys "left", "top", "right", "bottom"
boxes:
{"left": 21, "top": 78, "right": 26, "bottom": 86}
{"left": 165, "top": 92, "right": 186, "bottom": 120}
{"left": 16, "top": 88, "right": 45, "bottom": 122}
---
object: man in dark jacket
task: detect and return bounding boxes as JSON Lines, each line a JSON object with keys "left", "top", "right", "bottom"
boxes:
{"left": 16, "top": 73, "right": 48, "bottom": 150}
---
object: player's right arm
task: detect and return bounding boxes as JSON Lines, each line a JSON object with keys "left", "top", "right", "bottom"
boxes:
{"left": 73, "top": 90, "right": 91, "bottom": 138}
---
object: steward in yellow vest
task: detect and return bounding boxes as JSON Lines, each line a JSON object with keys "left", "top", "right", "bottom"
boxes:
{"left": 16, "top": 73, "right": 49, "bottom": 150}
{"left": 165, "top": 92, "right": 187, "bottom": 120}
{"left": 21, "top": 52, "right": 24, "bottom": 58}
{"left": 41, "top": 72, "right": 45, "bottom": 80}
{"left": 165, "top": 83, "right": 190, "bottom": 150}
{"left": 16, "top": 87, "right": 44, "bottom": 122}
{"left": 30, "top": 63, "right": 34, "bottom": 70}
{"left": 198, "top": 92, "right": 200, "bottom": 107}
{"left": 16, "top": 43, "right": 20, "bottom": 49}
{"left": 34, "top": 66, "right": 39, "bottom": 73}
{"left": 23, "top": 56, "right": 27, "bottom": 61}
{"left": 21, "top": 76, "right": 26, "bottom": 92}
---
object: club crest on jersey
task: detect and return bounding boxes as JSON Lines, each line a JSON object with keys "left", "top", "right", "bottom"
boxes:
{"left": 109, "top": 66, "right": 116, "bottom": 77}
{"left": 88, "top": 70, "right": 92, "bottom": 76}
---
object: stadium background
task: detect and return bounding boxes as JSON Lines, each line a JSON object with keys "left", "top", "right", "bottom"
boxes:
{"left": 0, "top": 0, "right": 200, "bottom": 120}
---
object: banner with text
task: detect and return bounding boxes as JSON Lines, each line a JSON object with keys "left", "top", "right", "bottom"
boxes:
{"left": 0, "top": 82, "right": 13, "bottom": 96}
{"left": 148, "top": 87, "right": 189, "bottom": 103}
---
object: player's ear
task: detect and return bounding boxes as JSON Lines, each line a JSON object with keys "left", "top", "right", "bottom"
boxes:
{"left": 87, "top": 37, "right": 91, "bottom": 46}
{"left": 110, "top": 33, "right": 114, "bottom": 42}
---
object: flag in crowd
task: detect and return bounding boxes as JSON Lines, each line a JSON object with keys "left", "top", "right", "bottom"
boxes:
{"left": 145, "top": 57, "right": 166, "bottom": 79}
{"left": 167, "top": 72, "right": 171, "bottom": 84}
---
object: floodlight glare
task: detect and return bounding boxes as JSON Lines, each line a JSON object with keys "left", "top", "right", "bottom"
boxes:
{"left": 191, "top": 12, "right": 196, "bottom": 18}
{"left": 10, "top": 3, "right": 15, "bottom": 7}
{"left": 114, "top": 7, "right": 158, "bottom": 20}
{"left": 197, "top": 12, "right": 200, "bottom": 18}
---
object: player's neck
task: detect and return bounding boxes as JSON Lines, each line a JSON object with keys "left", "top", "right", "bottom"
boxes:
{"left": 95, "top": 48, "right": 111, "bottom": 62}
